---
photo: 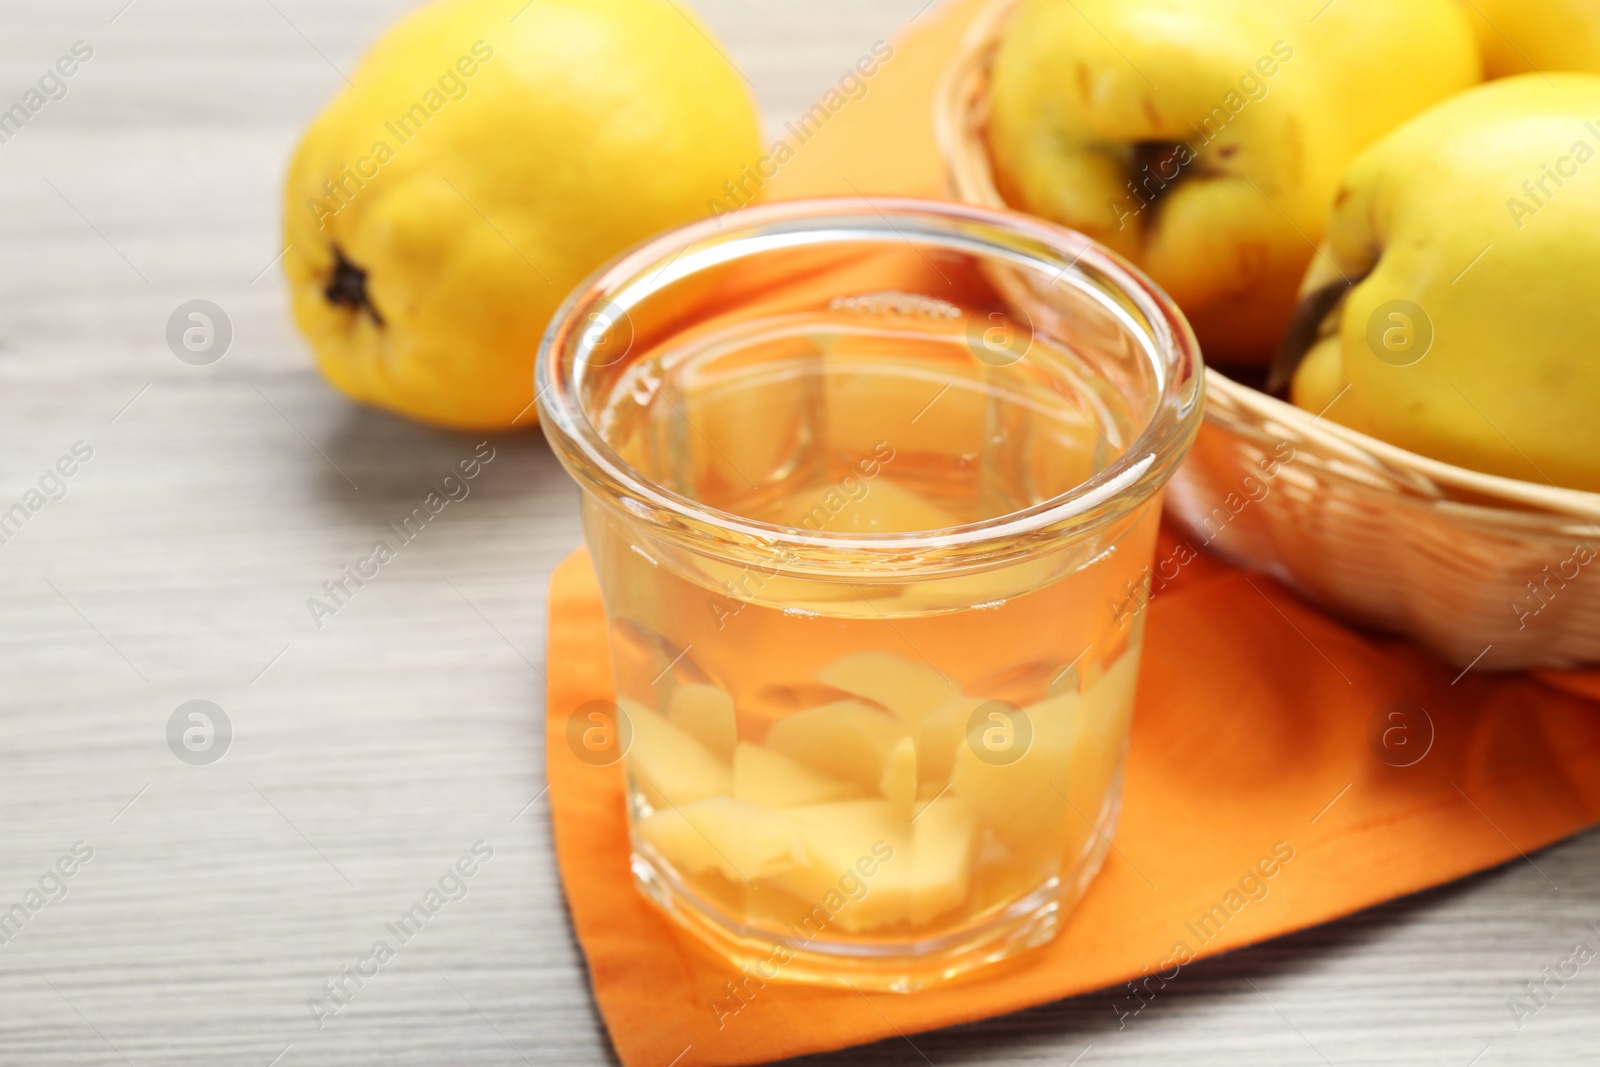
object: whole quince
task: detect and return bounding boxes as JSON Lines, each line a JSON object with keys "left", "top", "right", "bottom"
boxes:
{"left": 1287, "top": 74, "right": 1600, "bottom": 492}
{"left": 283, "top": 0, "right": 761, "bottom": 429}
{"left": 986, "top": 0, "right": 1479, "bottom": 364}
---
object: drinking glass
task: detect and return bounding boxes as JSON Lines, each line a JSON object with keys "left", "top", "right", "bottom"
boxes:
{"left": 537, "top": 198, "right": 1202, "bottom": 991}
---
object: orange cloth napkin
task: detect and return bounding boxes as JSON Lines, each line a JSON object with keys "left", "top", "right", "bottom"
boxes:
{"left": 543, "top": 4, "right": 1600, "bottom": 1064}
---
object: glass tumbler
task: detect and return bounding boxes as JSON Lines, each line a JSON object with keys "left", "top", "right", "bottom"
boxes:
{"left": 537, "top": 198, "right": 1202, "bottom": 991}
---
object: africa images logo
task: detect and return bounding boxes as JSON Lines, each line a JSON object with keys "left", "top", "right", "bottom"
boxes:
{"left": 0, "top": 41, "right": 94, "bottom": 146}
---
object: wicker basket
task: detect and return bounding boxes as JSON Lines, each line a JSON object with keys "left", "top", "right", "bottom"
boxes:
{"left": 934, "top": 0, "right": 1600, "bottom": 670}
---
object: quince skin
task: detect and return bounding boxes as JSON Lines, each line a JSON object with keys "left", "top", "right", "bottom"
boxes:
{"left": 1457, "top": 0, "right": 1600, "bottom": 78}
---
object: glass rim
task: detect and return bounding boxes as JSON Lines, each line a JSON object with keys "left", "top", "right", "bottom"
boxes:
{"left": 535, "top": 196, "right": 1204, "bottom": 560}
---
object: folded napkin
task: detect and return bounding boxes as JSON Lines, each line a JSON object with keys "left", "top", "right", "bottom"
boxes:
{"left": 543, "top": 4, "right": 1600, "bottom": 1063}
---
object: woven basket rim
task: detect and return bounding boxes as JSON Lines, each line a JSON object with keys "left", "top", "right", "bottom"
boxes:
{"left": 932, "top": 0, "right": 1600, "bottom": 527}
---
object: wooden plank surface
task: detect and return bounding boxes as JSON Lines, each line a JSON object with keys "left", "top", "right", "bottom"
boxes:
{"left": 1, "top": 1, "right": 1597, "bottom": 1064}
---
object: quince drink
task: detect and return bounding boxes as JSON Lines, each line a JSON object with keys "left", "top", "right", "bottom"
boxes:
{"left": 585, "top": 310, "right": 1158, "bottom": 989}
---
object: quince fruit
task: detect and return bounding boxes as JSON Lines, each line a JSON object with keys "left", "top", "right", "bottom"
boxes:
{"left": 986, "top": 0, "right": 1479, "bottom": 363}
{"left": 731, "top": 742, "right": 864, "bottom": 807}
{"left": 283, "top": 0, "right": 761, "bottom": 428}
{"left": 1286, "top": 74, "right": 1600, "bottom": 492}
{"left": 620, "top": 700, "right": 730, "bottom": 807}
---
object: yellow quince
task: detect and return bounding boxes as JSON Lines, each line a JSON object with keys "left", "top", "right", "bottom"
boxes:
{"left": 986, "top": 0, "right": 1479, "bottom": 364}
{"left": 1288, "top": 74, "right": 1600, "bottom": 492}
{"left": 283, "top": 0, "right": 761, "bottom": 429}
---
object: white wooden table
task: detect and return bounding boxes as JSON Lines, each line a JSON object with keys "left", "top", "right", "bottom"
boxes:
{"left": 1, "top": 2, "right": 1597, "bottom": 1064}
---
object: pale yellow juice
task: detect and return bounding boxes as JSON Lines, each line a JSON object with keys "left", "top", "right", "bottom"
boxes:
{"left": 582, "top": 310, "right": 1159, "bottom": 983}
